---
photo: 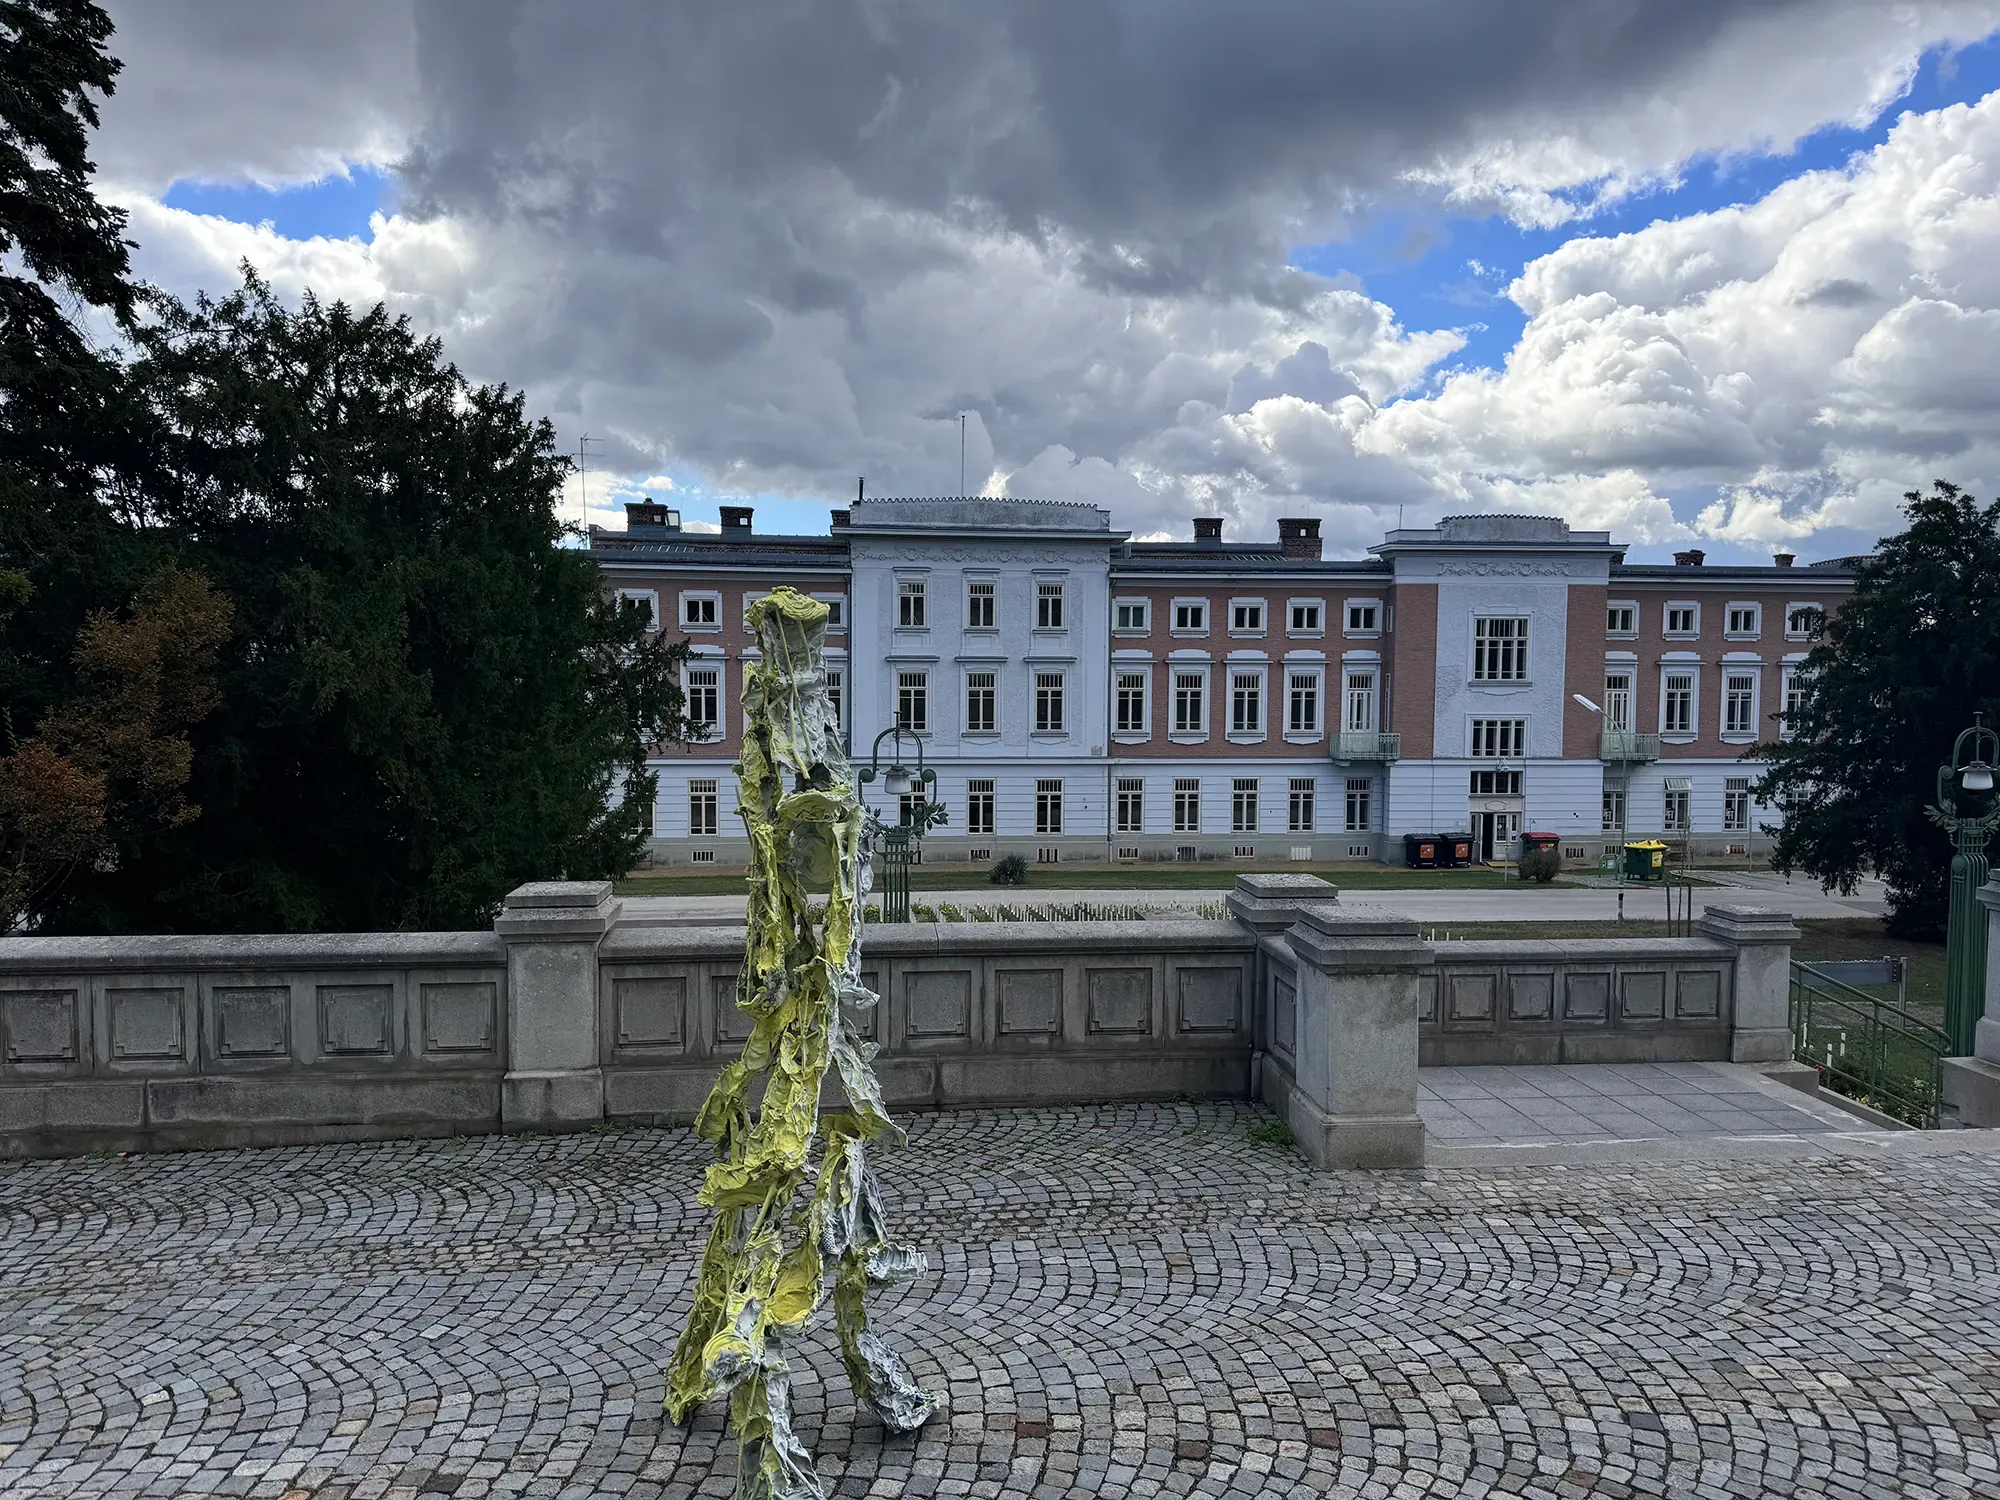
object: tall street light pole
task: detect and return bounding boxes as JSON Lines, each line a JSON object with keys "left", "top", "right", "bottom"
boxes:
{"left": 1929, "top": 711, "right": 1999, "bottom": 1056}
{"left": 858, "top": 721, "right": 943, "bottom": 923}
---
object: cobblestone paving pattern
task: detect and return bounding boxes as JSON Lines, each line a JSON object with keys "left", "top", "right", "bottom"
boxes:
{"left": 5, "top": 1103, "right": 2000, "bottom": 1499}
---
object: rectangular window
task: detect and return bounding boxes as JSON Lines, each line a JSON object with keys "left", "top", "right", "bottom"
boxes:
{"left": 1036, "top": 581, "right": 1065, "bottom": 630}
{"left": 1115, "top": 671, "right": 1147, "bottom": 733}
{"left": 1174, "top": 601, "right": 1206, "bottom": 631}
{"left": 1232, "top": 601, "right": 1263, "bottom": 632}
{"left": 1230, "top": 672, "right": 1261, "bottom": 733}
{"left": 1346, "top": 602, "right": 1379, "bottom": 633}
{"left": 1727, "top": 605, "right": 1759, "bottom": 636}
{"left": 1472, "top": 617, "right": 1529, "bottom": 681}
{"left": 1783, "top": 668, "right": 1806, "bottom": 737}
{"left": 1344, "top": 777, "right": 1372, "bottom": 832}
{"left": 1232, "top": 778, "right": 1259, "bottom": 833}
{"left": 1034, "top": 672, "right": 1065, "bottom": 732}
{"left": 1115, "top": 599, "right": 1147, "bottom": 631}
{"left": 1724, "top": 776, "right": 1751, "bottom": 832}
{"left": 1288, "top": 777, "right": 1315, "bottom": 833}
{"left": 617, "top": 589, "right": 658, "bottom": 628}
{"left": 1724, "top": 673, "right": 1756, "bottom": 736}
{"left": 1602, "top": 788, "right": 1626, "bottom": 833}
{"left": 1173, "top": 672, "right": 1204, "bottom": 733}
{"left": 821, "top": 596, "right": 844, "bottom": 628}
{"left": 1607, "top": 603, "right": 1636, "bottom": 635}
{"left": 1786, "top": 604, "right": 1820, "bottom": 639}
{"left": 1290, "top": 601, "right": 1322, "bottom": 633}
{"left": 898, "top": 579, "right": 926, "bottom": 628}
{"left": 1469, "top": 768, "right": 1523, "bottom": 796}
{"left": 689, "top": 778, "right": 718, "bottom": 837}
{"left": 1287, "top": 673, "right": 1319, "bottom": 733}
{"left": 966, "top": 778, "right": 995, "bottom": 836}
{"left": 1663, "top": 673, "right": 1693, "bottom": 735}
{"left": 1172, "top": 777, "right": 1200, "bottom": 833}
{"left": 897, "top": 671, "right": 928, "bottom": 732}
{"left": 685, "top": 667, "right": 720, "bottom": 733}
{"left": 1344, "top": 671, "right": 1377, "bottom": 733}
{"left": 1604, "top": 673, "right": 1632, "bottom": 731}
{"left": 898, "top": 791, "right": 923, "bottom": 827}
{"left": 684, "top": 595, "right": 718, "bottom": 627}
{"left": 1469, "top": 718, "right": 1526, "bottom": 758}
{"left": 966, "top": 580, "right": 995, "bottom": 629}
{"left": 1666, "top": 604, "right": 1697, "bottom": 636}
{"left": 1116, "top": 778, "right": 1144, "bottom": 833}
{"left": 965, "top": 671, "right": 996, "bottom": 733}
{"left": 824, "top": 668, "right": 843, "bottom": 723}
{"left": 1663, "top": 786, "right": 1690, "bottom": 832}
{"left": 1035, "top": 779, "right": 1063, "bottom": 835}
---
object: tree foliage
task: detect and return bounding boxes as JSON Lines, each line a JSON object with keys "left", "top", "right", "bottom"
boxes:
{"left": 1754, "top": 481, "right": 2000, "bottom": 936}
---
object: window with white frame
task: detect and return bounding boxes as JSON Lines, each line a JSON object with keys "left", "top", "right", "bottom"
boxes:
{"left": 1344, "top": 777, "right": 1371, "bottom": 832}
{"left": 1662, "top": 672, "right": 1694, "bottom": 736}
{"left": 616, "top": 589, "right": 659, "bottom": 629}
{"left": 1607, "top": 602, "right": 1637, "bottom": 636}
{"left": 1724, "top": 776, "right": 1751, "bottom": 832}
{"left": 1470, "top": 718, "right": 1526, "bottom": 757}
{"left": 1114, "top": 598, "right": 1147, "bottom": 632}
{"left": 1115, "top": 671, "right": 1147, "bottom": 733}
{"left": 1231, "top": 778, "right": 1258, "bottom": 833}
{"left": 1231, "top": 600, "right": 1265, "bottom": 633}
{"left": 1172, "top": 777, "right": 1200, "bottom": 832}
{"left": 1726, "top": 604, "right": 1759, "bottom": 637}
{"left": 1472, "top": 617, "right": 1529, "bottom": 681}
{"left": 1115, "top": 778, "right": 1144, "bottom": 833}
{"left": 1602, "top": 788, "right": 1626, "bottom": 832}
{"left": 1034, "top": 672, "right": 1065, "bottom": 732}
{"left": 1035, "top": 779, "right": 1063, "bottom": 835}
{"left": 1782, "top": 667, "right": 1807, "bottom": 737}
{"left": 818, "top": 595, "right": 844, "bottom": 630}
{"left": 1346, "top": 601, "right": 1379, "bottom": 633}
{"left": 1344, "top": 670, "right": 1377, "bottom": 732}
{"left": 685, "top": 665, "right": 720, "bottom": 734}
{"left": 1288, "top": 671, "right": 1319, "bottom": 733}
{"left": 897, "top": 791, "right": 924, "bottom": 827}
{"left": 964, "top": 671, "right": 996, "bottom": 733}
{"left": 1173, "top": 671, "right": 1205, "bottom": 733}
{"left": 1665, "top": 603, "right": 1698, "bottom": 637}
{"left": 1036, "top": 581, "right": 1064, "bottom": 630}
{"left": 1230, "top": 671, "right": 1261, "bottom": 734}
{"left": 1470, "top": 768, "right": 1522, "bottom": 795}
{"left": 897, "top": 671, "right": 928, "bottom": 731}
{"left": 897, "top": 579, "right": 926, "bottom": 627}
{"left": 1173, "top": 600, "right": 1207, "bottom": 632}
{"left": 823, "top": 668, "right": 843, "bottom": 723}
{"left": 1288, "top": 777, "right": 1315, "bottom": 832}
{"left": 689, "top": 778, "right": 719, "bottom": 837}
{"left": 1663, "top": 784, "right": 1690, "bottom": 831}
{"left": 1288, "top": 600, "right": 1323, "bottom": 634}
{"left": 681, "top": 592, "right": 719, "bottom": 629}
{"left": 966, "top": 779, "right": 995, "bottom": 835}
{"left": 965, "top": 579, "right": 995, "bottom": 630}
{"left": 1724, "top": 672, "right": 1756, "bottom": 736}
{"left": 1785, "top": 603, "right": 1821, "bottom": 640}
{"left": 1604, "top": 672, "right": 1632, "bottom": 731}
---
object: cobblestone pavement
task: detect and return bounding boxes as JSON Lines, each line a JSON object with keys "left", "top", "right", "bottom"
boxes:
{"left": 5, "top": 1105, "right": 2000, "bottom": 1500}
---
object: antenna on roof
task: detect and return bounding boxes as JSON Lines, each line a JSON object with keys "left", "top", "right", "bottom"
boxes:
{"left": 960, "top": 413, "right": 967, "bottom": 498}
{"left": 578, "top": 432, "right": 601, "bottom": 532}
{"left": 858, "top": 475, "right": 864, "bottom": 504}
{"left": 1398, "top": 503, "right": 1404, "bottom": 529}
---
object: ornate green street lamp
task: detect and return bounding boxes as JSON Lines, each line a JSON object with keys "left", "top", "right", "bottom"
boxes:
{"left": 1929, "top": 711, "right": 1999, "bottom": 1056}
{"left": 858, "top": 720, "right": 944, "bottom": 922}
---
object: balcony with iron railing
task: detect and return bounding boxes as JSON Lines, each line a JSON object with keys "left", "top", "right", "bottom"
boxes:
{"left": 1600, "top": 729, "right": 1661, "bottom": 763}
{"left": 1334, "top": 729, "right": 1401, "bottom": 762}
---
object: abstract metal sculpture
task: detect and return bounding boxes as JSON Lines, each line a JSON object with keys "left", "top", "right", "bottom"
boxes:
{"left": 667, "top": 587, "right": 939, "bottom": 1499}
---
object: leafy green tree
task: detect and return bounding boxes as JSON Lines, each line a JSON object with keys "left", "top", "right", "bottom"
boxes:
{"left": 45, "top": 276, "right": 694, "bottom": 933}
{"left": 1754, "top": 481, "right": 2000, "bottom": 936}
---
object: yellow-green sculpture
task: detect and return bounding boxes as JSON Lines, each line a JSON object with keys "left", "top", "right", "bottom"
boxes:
{"left": 668, "top": 587, "right": 939, "bottom": 1499}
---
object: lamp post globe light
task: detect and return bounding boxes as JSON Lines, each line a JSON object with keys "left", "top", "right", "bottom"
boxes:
{"left": 857, "top": 720, "right": 944, "bottom": 923}
{"left": 1928, "top": 711, "right": 2000, "bottom": 1056}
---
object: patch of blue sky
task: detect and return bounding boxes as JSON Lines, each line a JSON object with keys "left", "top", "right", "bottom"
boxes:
{"left": 1293, "top": 36, "right": 2000, "bottom": 383}
{"left": 161, "top": 165, "right": 393, "bottom": 242}
{"left": 587, "top": 467, "right": 840, "bottom": 538}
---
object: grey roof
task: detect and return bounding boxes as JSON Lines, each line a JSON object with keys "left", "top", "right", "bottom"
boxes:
{"left": 848, "top": 496, "right": 1118, "bottom": 535}
{"left": 1612, "top": 562, "right": 1858, "bottom": 580}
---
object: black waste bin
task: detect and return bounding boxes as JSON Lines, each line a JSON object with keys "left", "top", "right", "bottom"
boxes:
{"left": 1522, "top": 832, "right": 1560, "bottom": 858}
{"left": 1403, "top": 833, "right": 1439, "bottom": 869}
{"left": 1444, "top": 833, "right": 1473, "bottom": 867}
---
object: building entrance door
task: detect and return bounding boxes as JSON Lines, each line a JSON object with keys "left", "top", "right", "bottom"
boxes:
{"left": 1473, "top": 809, "right": 1520, "bottom": 861}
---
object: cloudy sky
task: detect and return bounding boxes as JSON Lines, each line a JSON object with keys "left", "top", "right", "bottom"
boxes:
{"left": 92, "top": 1, "right": 2000, "bottom": 560}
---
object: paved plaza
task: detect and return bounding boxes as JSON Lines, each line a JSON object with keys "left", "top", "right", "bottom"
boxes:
{"left": 5, "top": 1095, "right": 2000, "bottom": 1499}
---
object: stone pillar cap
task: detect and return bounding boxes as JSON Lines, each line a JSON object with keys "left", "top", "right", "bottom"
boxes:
{"left": 1697, "top": 904, "right": 1802, "bottom": 939}
{"left": 1292, "top": 902, "right": 1418, "bottom": 939}
{"left": 503, "top": 881, "right": 616, "bottom": 909}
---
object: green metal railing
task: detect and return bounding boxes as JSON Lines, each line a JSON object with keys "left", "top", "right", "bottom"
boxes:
{"left": 1789, "top": 960, "right": 1949, "bottom": 1128}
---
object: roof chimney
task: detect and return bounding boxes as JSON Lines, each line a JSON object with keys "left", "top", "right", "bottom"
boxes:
{"left": 1193, "top": 516, "right": 1223, "bottom": 544}
{"left": 623, "top": 499, "right": 680, "bottom": 531}
{"left": 1772, "top": 550, "right": 1795, "bottom": 567}
{"left": 1277, "top": 517, "right": 1322, "bottom": 560}
{"left": 719, "top": 505, "right": 754, "bottom": 533}
{"left": 829, "top": 509, "right": 850, "bottom": 529}
{"left": 1673, "top": 548, "right": 1705, "bottom": 566}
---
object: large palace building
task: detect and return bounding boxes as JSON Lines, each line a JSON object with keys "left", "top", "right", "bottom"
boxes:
{"left": 592, "top": 497, "right": 1856, "bottom": 870}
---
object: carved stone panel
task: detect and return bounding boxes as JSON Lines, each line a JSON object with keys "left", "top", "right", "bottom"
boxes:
{"left": 616, "top": 975, "right": 688, "bottom": 1051}
{"left": 1446, "top": 973, "right": 1495, "bottom": 1025}
{"left": 1564, "top": 972, "right": 1611, "bottom": 1023}
{"left": 712, "top": 972, "right": 752, "bottom": 1043}
{"left": 1271, "top": 974, "right": 1297, "bottom": 1058}
{"left": 1176, "top": 967, "right": 1239, "bottom": 1034}
{"left": 422, "top": 981, "right": 496, "bottom": 1054}
{"left": 109, "top": 986, "right": 184, "bottom": 1059}
{"left": 1620, "top": 971, "right": 1667, "bottom": 1022}
{"left": 1507, "top": 973, "right": 1554, "bottom": 1023}
{"left": 1086, "top": 967, "right": 1153, "bottom": 1036}
{"left": 904, "top": 969, "right": 972, "bottom": 1040}
{"left": 1675, "top": 969, "right": 1722, "bottom": 1021}
{"left": 996, "top": 969, "right": 1062, "bottom": 1037}
{"left": 318, "top": 984, "right": 393, "bottom": 1056}
{"left": 3, "top": 989, "right": 78, "bottom": 1063}
{"left": 1417, "top": 972, "right": 1439, "bottom": 1025}
{"left": 844, "top": 968, "right": 882, "bottom": 1041}
{"left": 215, "top": 986, "right": 290, "bottom": 1058}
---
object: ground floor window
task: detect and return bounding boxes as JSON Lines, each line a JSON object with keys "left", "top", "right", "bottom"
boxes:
{"left": 898, "top": 791, "right": 923, "bottom": 827}
{"left": 966, "top": 779, "right": 995, "bottom": 835}
{"left": 1035, "top": 778, "right": 1063, "bottom": 835}
{"left": 1723, "top": 776, "right": 1751, "bottom": 832}
{"left": 1344, "top": 777, "right": 1371, "bottom": 832}
{"left": 1602, "top": 788, "right": 1625, "bottom": 833}
{"left": 1173, "top": 777, "right": 1200, "bottom": 833}
{"left": 1663, "top": 785, "right": 1690, "bottom": 832}
{"left": 1231, "top": 778, "right": 1259, "bottom": 833}
{"left": 1116, "top": 778, "right": 1144, "bottom": 833}
{"left": 1288, "top": 777, "right": 1315, "bottom": 833}
{"left": 689, "top": 778, "right": 719, "bottom": 837}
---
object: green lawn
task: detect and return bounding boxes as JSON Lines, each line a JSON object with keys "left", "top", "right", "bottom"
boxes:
{"left": 614, "top": 861, "right": 1603, "bottom": 897}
